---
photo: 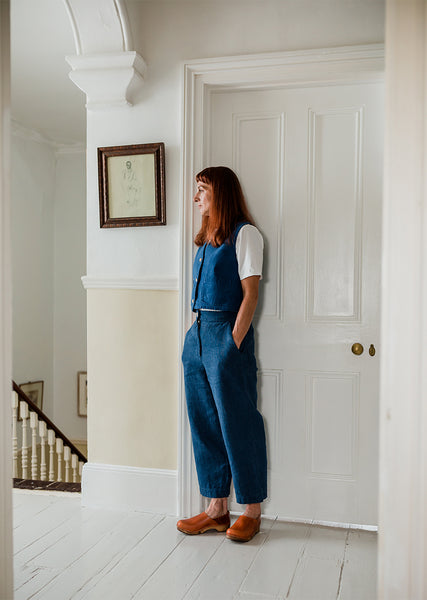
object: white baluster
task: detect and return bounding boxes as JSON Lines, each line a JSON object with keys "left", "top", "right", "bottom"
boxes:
{"left": 39, "top": 421, "right": 47, "bottom": 480}
{"left": 20, "top": 401, "right": 29, "bottom": 479}
{"left": 11, "top": 392, "right": 18, "bottom": 478}
{"left": 71, "top": 454, "right": 78, "bottom": 483}
{"left": 30, "top": 412, "right": 39, "bottom": 480}
{"left": 47, "top": 430, "right": 55, "bottom": 480}
{"left": 64, "top": 446, "right": 71, "bottom": 482}
{"left": 79, "top": 461, "right": 83, "bottom": 481}
{"left": 56, "top": 438, "right": 64, "bottom": 482}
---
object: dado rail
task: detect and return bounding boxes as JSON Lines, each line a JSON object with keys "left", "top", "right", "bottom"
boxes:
{"left": 12, "top": 381, "right": 87, "bottom": 486}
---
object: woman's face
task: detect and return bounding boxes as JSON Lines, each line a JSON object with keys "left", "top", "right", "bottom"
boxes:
{"left": 194, "top": 180, "right": 213, "bottom": 217}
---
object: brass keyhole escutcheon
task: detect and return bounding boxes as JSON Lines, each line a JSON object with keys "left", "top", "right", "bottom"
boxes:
{"left": 369, "top": 344, "right": 376, "bottom": 356}
{"left": 351, "top": 343, "right": 364, "bottom": 355}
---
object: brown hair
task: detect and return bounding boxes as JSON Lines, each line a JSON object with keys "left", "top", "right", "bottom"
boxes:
{"left": 194, "top": 166, "right": 255, "bottom": 247}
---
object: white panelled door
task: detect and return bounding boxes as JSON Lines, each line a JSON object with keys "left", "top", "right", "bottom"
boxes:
{"left": 209, "top": 83, "right": 383, "bottom": 526}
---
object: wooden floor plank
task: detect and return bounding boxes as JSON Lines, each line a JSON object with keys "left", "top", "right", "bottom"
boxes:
{"left": 14, "top": 502, "right": 96, "bottom": 567}
{"left": 14, "top": 566, "right": 61, "bottom": 600}
{"left": 337, "top": 530, "right": 378, "bottom": 600}
{"left": 134, "top": 529, "right": 226, "bottom": 600}
{"left": 287, "top": 526, "right": 348, "bottom": 600}
{"left": 181, "top": 518, "right": 275, "bottom": 600}
{"left": 14, "top": 496, "right": 81, "bottom": 555}
{"left": 234, "top": 593, "right": 278, "bottom": 600}
{"left": 26, "top": 506, "right": 128, "bottom": 570}
{"left": 13, "top": 491, "right": 61, "bottom": 528}
{"left": 239, "top": 520, "right": 310, "bottom": 598}
{"left": 73, "top": 517, "right": 185, "bottom": 600}
{"left": 31, "top": 511, "right": 164, "bottom": 600}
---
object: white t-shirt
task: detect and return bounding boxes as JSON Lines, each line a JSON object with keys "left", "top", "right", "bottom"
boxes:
{"left": 235, "top": 224, "right": 263, "bottom": 280}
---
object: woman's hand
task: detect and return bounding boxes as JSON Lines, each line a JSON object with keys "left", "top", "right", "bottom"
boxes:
{"left": 232, "top": 276, "right": 260, "bottom": 348}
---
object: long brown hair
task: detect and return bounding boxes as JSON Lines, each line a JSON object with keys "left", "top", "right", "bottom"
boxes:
{"left": 194, "top": 166, "right": 254, "bottom": 247}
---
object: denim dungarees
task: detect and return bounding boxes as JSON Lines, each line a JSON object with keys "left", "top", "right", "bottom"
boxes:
{"left": 181, "top": 223, "right": 267, "bottom": 504}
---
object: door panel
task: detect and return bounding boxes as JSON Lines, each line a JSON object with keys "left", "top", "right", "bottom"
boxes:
{"left": 308, "top": 107, "right": 363, "bottom": 321}
{"left": 209, "top": 83, "right": 383, "bottom": 525}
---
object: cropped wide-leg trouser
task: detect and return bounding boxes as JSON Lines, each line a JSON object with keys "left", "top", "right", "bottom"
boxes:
{"left": 181, "top": 310, "right": 267, "bottom": 505}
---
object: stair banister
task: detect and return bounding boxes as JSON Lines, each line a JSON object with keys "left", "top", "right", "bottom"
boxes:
{"left": 12, "top": 380, "right": 87, "bottom": 464}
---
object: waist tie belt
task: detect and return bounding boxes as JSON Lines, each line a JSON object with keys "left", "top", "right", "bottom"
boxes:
{"left": 196, "top": 309, "right": 238, "bottom": 323}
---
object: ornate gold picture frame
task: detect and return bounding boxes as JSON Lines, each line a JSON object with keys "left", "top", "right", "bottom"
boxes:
{"left": 98, "top": 142, "right": 166, "bottom": 228}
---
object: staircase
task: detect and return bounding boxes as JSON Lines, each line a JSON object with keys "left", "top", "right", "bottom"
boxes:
{"left": 12, "top": 381, "right": 87, "bottom": 492}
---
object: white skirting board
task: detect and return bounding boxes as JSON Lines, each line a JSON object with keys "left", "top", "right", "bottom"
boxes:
{"left": 81, "top": 463, "right": 178, "bottom": 515}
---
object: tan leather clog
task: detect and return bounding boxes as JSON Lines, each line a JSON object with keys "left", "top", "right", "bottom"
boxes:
{"left": 176, "top": 511, "right": 230, "bottom": 535}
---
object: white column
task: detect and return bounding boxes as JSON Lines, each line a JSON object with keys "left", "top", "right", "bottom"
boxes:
{"left": 0, "top": 1, "right": 13, "bottom": 597}
{"left": 30, "top": 411, "right": 39, "bottom": 480}
{"left": 20, "top": 401, "right": 29, "bottom": 479}
{"left": 56, "top": 438, "right": 64, "bottom": 482}
{"left": 71, "top": 454, "right": 78, "bottom": 483}
{"left": 64, "top": 0, "right": 145, "bottom": 110}
{"left": 379, "top": 1, "right": 427, "bottom": 598}
{"left": 39, "top": 421, "right": 47, "bottom": 480}
{"left": 48, "top": 429, "right": 55, "bottom": 481}
{"left": 11, "top": 391, "right": 18, "bottom": 477}
{"left": 64, "top": 446, "right": 71, "bottom": 482}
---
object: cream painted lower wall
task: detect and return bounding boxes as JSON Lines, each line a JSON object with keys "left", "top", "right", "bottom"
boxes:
{"left": 87, "top": 288, "right": 178, "bottom": 470}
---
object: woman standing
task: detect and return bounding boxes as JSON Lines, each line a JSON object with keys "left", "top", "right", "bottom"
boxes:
{"left": 178, "top": 166, "right": 267, "bottom": 543}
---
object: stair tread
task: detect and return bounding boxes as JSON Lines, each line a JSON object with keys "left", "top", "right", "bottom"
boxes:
{"left": 13, "top": 478, "right": 81, "bottom": 493}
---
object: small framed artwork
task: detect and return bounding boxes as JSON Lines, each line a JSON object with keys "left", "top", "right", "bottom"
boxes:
{"left": 19, "top": 380, "right": 44, "bottom": 411}
{"left": 77, "top": 371, "right": 88, "bottom": 418}
{"left": 98, "top": 142, "right": 166, "bottom": 228}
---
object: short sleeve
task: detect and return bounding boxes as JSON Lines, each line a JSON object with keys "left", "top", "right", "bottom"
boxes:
{"left": 235, "top": 224, "right": 264, "bottom": 280}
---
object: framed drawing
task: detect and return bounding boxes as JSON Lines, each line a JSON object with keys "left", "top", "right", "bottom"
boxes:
{"left": 19, "top": 380, "right": 44, "bottom": 411}
{"left": 77, "top": 371, "right": 88, "bottom": 417}
{"left": 98, "top": 142, "right": 166, "bottom": 228}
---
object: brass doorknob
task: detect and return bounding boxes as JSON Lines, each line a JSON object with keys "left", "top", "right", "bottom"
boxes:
{"left": 351, "top": 343, "right": 364, "bottom": 355}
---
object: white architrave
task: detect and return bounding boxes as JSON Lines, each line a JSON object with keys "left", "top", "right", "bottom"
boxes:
{"left": 0, "top": 1, "right": 13, "bottom": 598}
{"left": 63, "top": 0, "right": 146, "bottom": 110}
{"left": 63, "top": 0, "right": 133, "bottom": 55}
{"left": 378, "top": 1, "right": 427, "bottom": 598}
{"left": 179, "top": 44, "right": 385, "bottom": 520}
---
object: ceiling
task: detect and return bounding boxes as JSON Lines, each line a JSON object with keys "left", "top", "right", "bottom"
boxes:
{"left": 11, "top": 0, "right": 86, "bottom": 145}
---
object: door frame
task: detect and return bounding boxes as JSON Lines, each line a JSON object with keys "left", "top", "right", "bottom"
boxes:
{"left": 0, "top": 1, "right": 12, "bottom": 597}
{"left": 178, "top": 43, "right": 385, "bottom": 519}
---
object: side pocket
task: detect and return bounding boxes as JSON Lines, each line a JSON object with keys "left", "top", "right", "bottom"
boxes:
{"left": 182, "top": 321, "right": 196, "bottom": 364}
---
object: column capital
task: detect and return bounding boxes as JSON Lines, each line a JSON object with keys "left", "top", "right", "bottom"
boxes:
{"left": 66, "top": 50, "right": 146, "bottom": 110}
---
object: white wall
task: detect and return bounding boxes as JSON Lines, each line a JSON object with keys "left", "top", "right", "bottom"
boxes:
{"left": 87, "top": 289, "right": 178, "bottom": 468}
{"left": 11, "top": 131, "right": 87, "bottom": 440}
{"left": 11, "top": 134, "right": 55, "bottom": 417}
{"left": 53, "top": 150, "right": 87, "bottom": 440}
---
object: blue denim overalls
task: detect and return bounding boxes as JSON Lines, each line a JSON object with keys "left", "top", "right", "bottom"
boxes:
{"left": 181, "top": 223, "right": 267, "bottom": 504}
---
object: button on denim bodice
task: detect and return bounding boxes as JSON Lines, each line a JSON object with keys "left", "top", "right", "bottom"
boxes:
{"left": 191, "top": 222, "right": 247, "bottom": 312}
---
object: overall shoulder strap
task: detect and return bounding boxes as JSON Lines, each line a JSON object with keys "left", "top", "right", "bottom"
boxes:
{"left": 231, "top": 221, "right": 250, "bottom": 245}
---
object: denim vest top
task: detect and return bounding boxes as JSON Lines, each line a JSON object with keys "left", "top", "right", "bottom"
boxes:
{"left": 191, "top": 222, "right": 248, "bottom": 312}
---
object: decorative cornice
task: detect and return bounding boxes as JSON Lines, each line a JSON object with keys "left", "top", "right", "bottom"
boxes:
{"left": 66, "top": 51, "right": 146, "bottom": 110}
{"left": 11, "top": 120, "right": 85, "bottom": 155}
{"left": 184, "top": 43, "right": 385, "bottom": 88}
{"left": 81, "top": 276, "right": 179, "bottom": 291}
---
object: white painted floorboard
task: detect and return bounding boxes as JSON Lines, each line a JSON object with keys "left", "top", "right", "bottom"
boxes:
{"left": 13, "top": 490, "right": 377, "bottom": 600}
